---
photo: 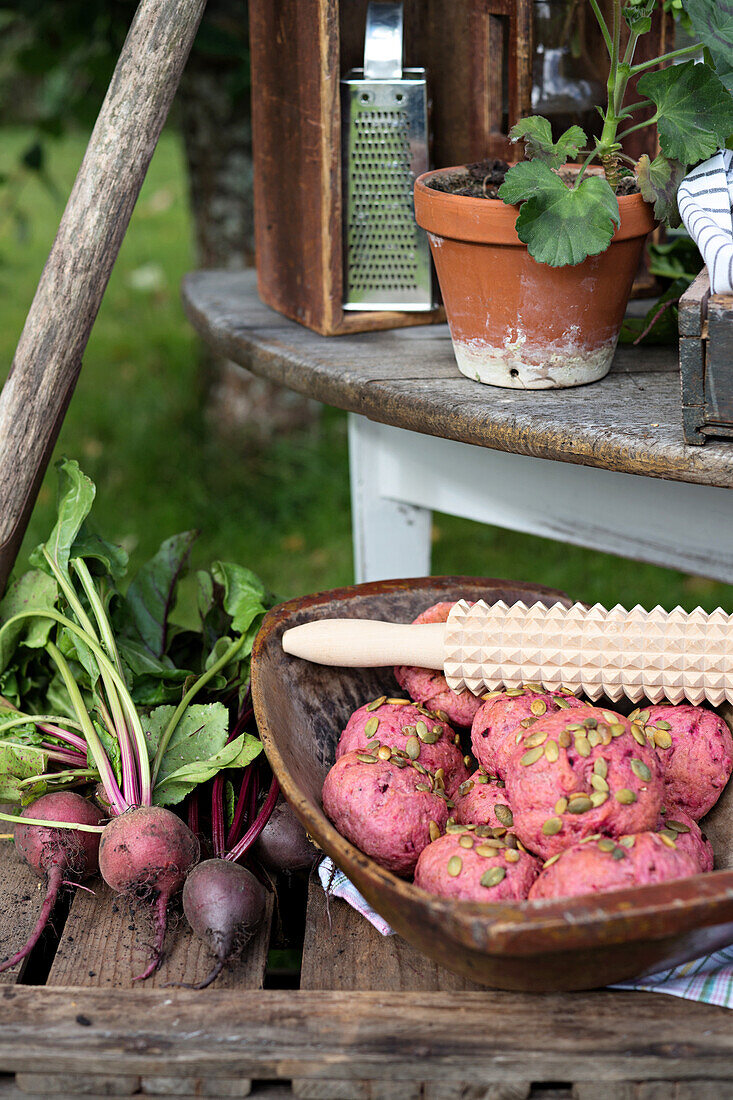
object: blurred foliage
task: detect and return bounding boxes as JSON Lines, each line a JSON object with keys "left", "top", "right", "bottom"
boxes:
{"left": 620, "top": 234, "right": 701, "bottom": 345}
{"left": 0, "top": 0, "right": 250, "bottom": 248}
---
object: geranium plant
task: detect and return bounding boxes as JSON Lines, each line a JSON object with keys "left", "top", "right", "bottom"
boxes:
{"left": 498, "top": 0, "right": 733, "bottom": 266}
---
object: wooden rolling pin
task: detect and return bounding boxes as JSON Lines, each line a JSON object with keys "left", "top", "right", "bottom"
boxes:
{"left": 282, "top": 598, "right": 733, "bottom": 707}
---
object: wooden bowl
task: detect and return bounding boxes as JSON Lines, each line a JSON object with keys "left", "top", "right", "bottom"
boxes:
{"left": 251, "top": 576, "right": 733, "bottom": 991}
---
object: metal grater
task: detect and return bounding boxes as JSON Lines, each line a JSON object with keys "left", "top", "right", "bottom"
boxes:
{"left": 341, "top": 2, "right": 433, "bottom": 311}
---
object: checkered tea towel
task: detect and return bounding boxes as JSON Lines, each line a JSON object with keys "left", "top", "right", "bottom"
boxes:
{"left": 319, "top": 856, "right": 733, "bottom": 1006}
{"left": 678, "top": 149, "right": 733, "bottom": 293}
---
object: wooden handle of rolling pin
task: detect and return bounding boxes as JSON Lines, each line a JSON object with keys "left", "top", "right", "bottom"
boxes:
{"left": 282, "top": 620, "right": 446, "bottom": 669}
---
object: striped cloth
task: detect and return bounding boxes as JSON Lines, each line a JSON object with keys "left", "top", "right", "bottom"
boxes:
{"left": 319, "top": 856, "right": 733, "bottom": 1006}
{"left": 678, "top": 149, "right": 733, "bottom": 293}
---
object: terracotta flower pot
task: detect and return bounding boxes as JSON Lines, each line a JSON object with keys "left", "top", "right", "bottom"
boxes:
{"left": 414, "top": 166, "right": 655, "bottom": 389}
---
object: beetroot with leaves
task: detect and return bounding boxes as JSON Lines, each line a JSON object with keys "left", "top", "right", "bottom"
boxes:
{"left": 99, "top": 805, "right": 200, "bottom": 980}
{"left": 1, "top": 792, "right": 104, "bottom": 974}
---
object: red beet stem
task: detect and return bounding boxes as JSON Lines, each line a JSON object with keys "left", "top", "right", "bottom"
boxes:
{"left": 246, "top": 767, "right": 259, "bottom": 829}
{"left": 212, "top": 776, "right": 226, "bottom": 859}
{"left": 225, "top": 774, "right": 279, "bottom": 863}
{"left": 187, "top": 790, "right": 200, "bottom": 836}
{"left": 0, "top": 866, "right": 62, "bottom": 974}
{"left": 133, "top": 891, "right": 170, "bottom": 981}
{"left": 39, "top": 726, "right": 88, "bottom": 754}
{"left": 225, "top": 764, "right": 254, "bottom": 851}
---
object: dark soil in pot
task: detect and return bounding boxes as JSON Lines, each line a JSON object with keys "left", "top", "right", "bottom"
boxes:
{"left": 426, "top": 158, "right": 640, "bottom": 200}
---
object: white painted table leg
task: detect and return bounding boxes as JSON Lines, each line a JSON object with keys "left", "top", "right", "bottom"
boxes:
{"left": 348, "top": 413, "right": 432, "bottom": 583}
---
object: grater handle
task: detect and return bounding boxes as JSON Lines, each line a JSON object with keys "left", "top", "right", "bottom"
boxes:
{"left": 364, "top": 2, "right": 403, "bottom": 80}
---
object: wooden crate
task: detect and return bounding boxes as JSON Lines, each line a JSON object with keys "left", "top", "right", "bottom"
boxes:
{"left": 1, "top": 842, "right": 733, "bottom": 1098}
{"left": 249, "top": 1, "right": 672, "bottom": 336}
{"left": 249, "top": 0, "right": 532, "bottom": 336}
{"left": 679, "top": 270, "right": 733, "bottom": 446}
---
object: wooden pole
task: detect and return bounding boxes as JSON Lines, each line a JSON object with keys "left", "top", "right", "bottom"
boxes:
{"left": 0, "top": 0, "right": 206, "bottom": 593}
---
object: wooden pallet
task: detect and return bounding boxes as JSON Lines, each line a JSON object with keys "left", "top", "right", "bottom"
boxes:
{"left": 1, "top": 844, "right": 732, "bottom": 1100}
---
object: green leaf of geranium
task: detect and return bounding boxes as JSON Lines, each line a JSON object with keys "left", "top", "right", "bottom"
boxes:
{"left": 498, "top": 159, "right": 557, "bottom": 205}
{"left": 636, "top": 153, "right": 686, "bottom": 227}
{"left": 509, "top": 116, "right": 586, "bottom": 168}
{"left": 638, "top": 60, "right": 733, "bottom": 165}
{"left": 502, "top": 161, "right": 620, "bottom": 266}
{"left": 683, "top": 0, "right": 733, "bottom": 96}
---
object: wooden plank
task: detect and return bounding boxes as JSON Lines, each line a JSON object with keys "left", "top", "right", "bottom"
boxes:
{"left": 573, "top": 1086, "right": 726, "bottom": 1100}
{"left": 250, "top": 0, "right": 342, "bottom": 336}
{"left": 705, "top": 294, "right": 733, "bottom": 425}
{"left": 182, "top": 271, "right": 733, "bottom": 491}
{"left": 45, "top": 880, "right": 273, "bottom": 1098}
{"left": 1, "top": 986, "right": 733, "bottom": 1082}
{"left": 295, "top": 883, "right": 531, "bottom": 1100}
{"left": 48, "top": 878, "right": 273, "bottom": 990}
{"left": 0, "top": 841, "right": 63, "bottom": 985}
{"left": 140, "top": 1077, "right": 253, "bottom": 1096}
{"left": 4, "top": 1080, "right": 295, "bottom": 1100}
{"left": 293, "top": 1083, "right": 532, "bottom": 1100}
{"left": 679, "top": 335, "right": 705, "bottom": 412}
{"left": 300, "top": 878, "right": 479, "bottom": 993}
{"left": 250, "top": 0, "right": 519, "bottom": 334}
{"left": 14, "top": 1074, "right": 139, "bottom": 1097}
{"left": 679, "top": 271, "right": 711, "bottom": 338}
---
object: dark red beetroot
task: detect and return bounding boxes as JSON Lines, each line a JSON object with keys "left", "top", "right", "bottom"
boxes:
{"left": 252, "top": 799, "right": 317, "bottom": 872}
{"left": 99, "top": 805, "right": 200, "bottom": 980}
{"left": 182, "top": 858, "right": 267, "bottom": 988}
{"left": 2, "top": 792, "right": 104, "bottom": 974}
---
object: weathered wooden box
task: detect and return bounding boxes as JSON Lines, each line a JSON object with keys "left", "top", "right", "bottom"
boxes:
{"left": 249, "top": 0, "right": 532, "bottom": 336}
{"left": 679, "top": 269, "right": 733, "bottom": 446}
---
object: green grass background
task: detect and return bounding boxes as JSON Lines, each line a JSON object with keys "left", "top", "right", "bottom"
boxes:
{"left": 1, "top": 126, "right": 731, "bottom": 618}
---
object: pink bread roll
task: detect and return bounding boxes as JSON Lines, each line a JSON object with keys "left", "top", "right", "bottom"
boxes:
{"left": 637, "top": 703, "right": 733, "bottom": 820}
{"left": 471, "top": 687, "right": 589, "bottom": 779}
{"left": 504, "top": 706, "right": 664, "bottom": 860}
{"left": 658, "top": 808, "right": 714, "bottom": 872}
{"left": 322, "top": 750, "right": 450, "bottom": 876}
{"left": 394, "top": 602, "right": 483, "bottom": 728}
{"left": 453, "top": 769, "right": 514, "bottom": 830}
{"left": 529, "top": 830, "right": 700, "bottom": 901}
{"left": 337, "top": 700, "right": 469, "bottom": 797}
{"left": 414, "top": 829, "right": 540, "bottom": 902}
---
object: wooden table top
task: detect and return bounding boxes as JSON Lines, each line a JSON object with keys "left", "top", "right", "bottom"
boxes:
{"left": 182, "top": 269, "right": 733, "bottom": 491}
